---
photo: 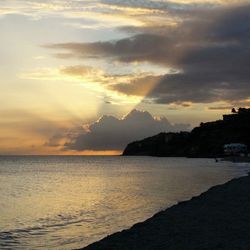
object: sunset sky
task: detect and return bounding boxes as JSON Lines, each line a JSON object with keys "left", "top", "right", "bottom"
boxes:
{"left": 1, "top": 0, "right": 250, "bottom": 155}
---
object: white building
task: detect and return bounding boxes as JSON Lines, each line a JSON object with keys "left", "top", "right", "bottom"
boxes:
{"left": 224, "top": 143, "right": 248, "bottom": 155}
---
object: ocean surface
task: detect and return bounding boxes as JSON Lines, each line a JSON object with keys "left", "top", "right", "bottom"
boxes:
{"left": 0, "top": 156, "right": 249, "bottom": 249}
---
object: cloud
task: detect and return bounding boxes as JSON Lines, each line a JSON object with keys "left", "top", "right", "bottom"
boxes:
{"left": 64, "top": 109, "right": 190, "bottom": 151}
{"left": 1, "top": 0, "right": 249, "bottom": 31}
{"left": 60, "top": 65, "right": 104, "bottom": 78}
{"left": 109, "top": 75, "right": 163, "bottom": 96}
{"left": 20, "top": 65, "right": 166, "bottom": 105}
{"left": 208, "top": 106, "right": 233, "bottom": 111}
{"left": 100, "top": 0, "right": 211, "bottom": 12}
{"left": 101, "top": 0, "right": 249, "bottom": 8}
{"left": 44, "top": 133, "right": 67, "bottom": 147}
{"left": 46, "top": 4, "right": 250, "bottom": 105}
{"left": 45, "top": 34, "right": 177, "bottom": 65}
{"left": 0, "top": 0, "right": 150, "bottom": 28}
{"left": 20, "top": 65, "right": 104, "bottom": 83}
{"left": 0, "top": 109, "right": 74, "bottom": 154}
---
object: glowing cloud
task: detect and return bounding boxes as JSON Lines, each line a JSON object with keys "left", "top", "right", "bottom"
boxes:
{"left": 64, "top": 109, "right": 190, "bottom": 151}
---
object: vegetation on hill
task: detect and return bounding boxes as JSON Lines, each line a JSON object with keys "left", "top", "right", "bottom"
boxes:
{"left": 123, "top": 108, "right": 250, "bottom": 157}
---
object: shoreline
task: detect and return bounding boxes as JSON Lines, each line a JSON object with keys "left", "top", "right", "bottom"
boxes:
{"left": 221, "top": 156, "right": 250, "bottom": 163}
{"left": 82, "top": 172, "right": 250, "bottom": 250}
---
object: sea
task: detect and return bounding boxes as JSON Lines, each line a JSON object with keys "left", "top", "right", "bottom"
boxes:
{"left": 0, "top": 156, "right": 249, "bottom": 249}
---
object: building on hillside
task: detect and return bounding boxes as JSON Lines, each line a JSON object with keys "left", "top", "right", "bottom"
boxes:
{"left": 223, "top": 108, "right": 250, "bottom": 122}
{"left": 224, "top": 143, "right": 248, "bottom": 156}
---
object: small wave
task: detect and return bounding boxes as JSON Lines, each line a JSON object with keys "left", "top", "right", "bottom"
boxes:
{"left": 1, "top": 218, "right": 92, "bottom": 235}
{"left": 0, "top": 232, "right": 21, "bottom": 248}
{"left": 0, "top": 211, "right": 97, "bottom": 246}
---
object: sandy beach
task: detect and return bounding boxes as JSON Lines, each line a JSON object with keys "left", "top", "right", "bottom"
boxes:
{"left": 82, "top": 172, "right": 250, "bottom": 250}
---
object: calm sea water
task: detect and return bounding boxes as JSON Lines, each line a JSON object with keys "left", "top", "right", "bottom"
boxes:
{"left": 0, "top": 156, "right": 249, "bottom": 249}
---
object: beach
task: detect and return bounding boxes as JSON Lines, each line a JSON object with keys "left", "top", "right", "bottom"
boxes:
{"left": 83, "top": 172, "right": 250, "bottom": 250}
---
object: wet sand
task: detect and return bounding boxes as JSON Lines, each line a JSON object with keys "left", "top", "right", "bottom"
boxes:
{"left": 82, "top": 173, "right": 250, "bottom": 250}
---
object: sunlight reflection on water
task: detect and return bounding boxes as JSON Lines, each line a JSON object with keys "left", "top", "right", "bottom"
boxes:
{"left": 0, "top": 156, "right": 249, "bottom": 249}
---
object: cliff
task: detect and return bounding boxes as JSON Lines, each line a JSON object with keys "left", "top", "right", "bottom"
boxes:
{"left": 123, "top": 108, "right": 250, "bottom": 157}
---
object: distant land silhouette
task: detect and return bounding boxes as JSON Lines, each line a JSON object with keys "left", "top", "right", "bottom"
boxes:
{"left": 123, "top": 108, "right": 250, "bottom": 157}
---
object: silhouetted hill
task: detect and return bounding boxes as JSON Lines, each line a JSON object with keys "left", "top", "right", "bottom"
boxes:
{"left": 123, "top": 108, "right": 250, "bottom": 157}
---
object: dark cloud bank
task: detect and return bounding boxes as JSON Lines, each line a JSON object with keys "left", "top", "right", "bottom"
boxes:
{"left": 65, "top": 109, "right": 190, "bottom": 151}
{"left": 47, "top": 4, "right": 250, "bottom": 106}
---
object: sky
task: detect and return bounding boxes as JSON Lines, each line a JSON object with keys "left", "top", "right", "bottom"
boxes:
{"left": 0, "top": 0, "right": 250, "bottom": 155}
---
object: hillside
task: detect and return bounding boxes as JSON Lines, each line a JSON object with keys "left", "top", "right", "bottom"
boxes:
{"left": 123, "top": 108, "right": 250, "bottom": 157}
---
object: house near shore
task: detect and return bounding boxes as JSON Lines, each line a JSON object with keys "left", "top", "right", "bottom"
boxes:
{"left": 224, "top": 143, "right": 248, "bottom": 156}
{"left": 223, "top": 107, "right": 250, "bottom": 122}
